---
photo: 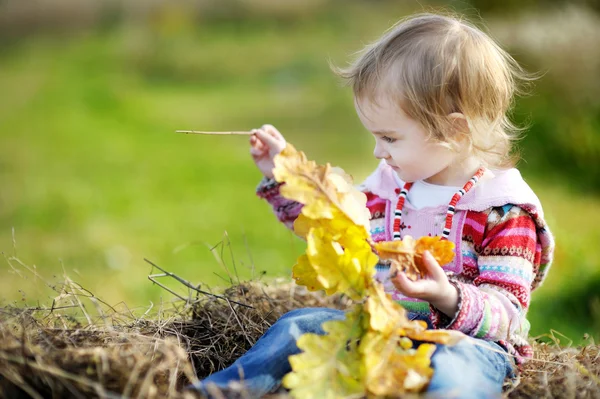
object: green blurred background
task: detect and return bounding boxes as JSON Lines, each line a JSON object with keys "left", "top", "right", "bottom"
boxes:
{"left": 1, "top": 0, "right": 599, "bottom": 342}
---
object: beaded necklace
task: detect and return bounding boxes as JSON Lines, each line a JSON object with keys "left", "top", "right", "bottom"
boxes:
{"left": 392, "top": 167, "right": 486, "bottom": 241}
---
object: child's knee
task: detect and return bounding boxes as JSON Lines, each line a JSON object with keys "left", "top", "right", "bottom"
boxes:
{"left": 277, "top": 308, "right": 345, "bottom": 334}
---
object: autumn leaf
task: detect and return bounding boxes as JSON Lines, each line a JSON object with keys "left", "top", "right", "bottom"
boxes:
{"left": 293, "top": 210, "right": 368, "bottom": 244}
{"left": 359, "top": 331, "right": 436, "bottom": 396}
{"left": 374, "top": 236, "right": 456, "bottom": 281}
{"left": 291, "top": 212, "right": 377, "bottom": 298}
{"left": 414, "top": 236, "right": 456, "bottom": 269}
{"left": 303, "top": 227, "right": 377, "bottom": 300}
{"left": 272, "top": 144, "right": 371, "bottom": 233}
{"left": 405, "top": 329, "right": 465, "bottom": 346}
{"left": 283, "top": 316, "right": 366, "bottom": 399}
{"left": 291, "top": 254, "right": 326, "bottom": 293}
{"left": 365, "top": 284, "right": 465, "bottom": 346}
{"left": 364, "top": 282, "right": 412, "bottom": 335}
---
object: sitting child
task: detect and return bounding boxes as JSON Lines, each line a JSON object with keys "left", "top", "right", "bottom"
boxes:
{"left": 190, "top": 12, "right": 554, "bottom": 399}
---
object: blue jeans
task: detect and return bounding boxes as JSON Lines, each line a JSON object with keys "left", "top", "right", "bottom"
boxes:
{"left": 189, "top": 308, "right": 515, "bottom": 399}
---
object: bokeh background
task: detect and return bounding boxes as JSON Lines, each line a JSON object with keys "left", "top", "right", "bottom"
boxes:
{"left": 1, "top": 0, "right": 599, "bottom": 342}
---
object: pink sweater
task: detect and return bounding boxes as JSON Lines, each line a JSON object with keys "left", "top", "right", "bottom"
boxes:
{"left": 257, "top": 161, "right": 554, "bottom": 364}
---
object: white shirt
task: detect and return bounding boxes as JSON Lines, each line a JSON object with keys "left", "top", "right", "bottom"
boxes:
{"left": 394, "top": 173, "right": 460, "bottom": 210}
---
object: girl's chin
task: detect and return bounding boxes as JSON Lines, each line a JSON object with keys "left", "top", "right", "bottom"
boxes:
{"left": 393, "top": 169, "right": 419, "bottom": 183}
{"left": 391, "top": 168, "right": 409, "bottom": 181}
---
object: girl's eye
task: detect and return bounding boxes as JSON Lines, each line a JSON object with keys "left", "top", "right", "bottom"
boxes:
{"left": 381, "top": 136, "right": 397, "bottom": 143}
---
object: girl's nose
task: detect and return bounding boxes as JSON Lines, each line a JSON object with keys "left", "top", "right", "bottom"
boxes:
{"left": 373, "top": 141, "right": 389, "bottom": 160}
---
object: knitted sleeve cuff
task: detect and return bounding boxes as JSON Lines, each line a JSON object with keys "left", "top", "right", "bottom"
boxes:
{"left": 256, "top": 176, "right": 283, "bottom": 200}
{"left": 429, "top": 280, "right": 464, "bottom": 329}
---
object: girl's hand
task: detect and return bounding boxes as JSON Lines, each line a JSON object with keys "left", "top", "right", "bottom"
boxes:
{"left": 390, "top": 251, "right": 460, "bottom": 318}
{"left": 249, "top": 124, "right": 287, "bottom": 179}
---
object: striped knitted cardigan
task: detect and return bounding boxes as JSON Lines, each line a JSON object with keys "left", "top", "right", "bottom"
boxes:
{"left": 257, "top": 161, "right": 554, "bottom": 365}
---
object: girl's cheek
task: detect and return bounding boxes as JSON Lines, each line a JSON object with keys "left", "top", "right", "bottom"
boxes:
{"left": 391, "top": 146, "right": 411, "bottom": 159}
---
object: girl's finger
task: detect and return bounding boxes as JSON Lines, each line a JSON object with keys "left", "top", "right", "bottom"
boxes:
{"left": 391, "top": 270, "right": 413, "bottom": 294}
{"left": 250, "top": 146, "right": 265, "bottom": 157}
{"left": 422, "top": 251, "right": 446, "bottom": 281}
{"left": 262, "top": 124, "right": 285, "bottom": 141}
{"left": 251, "top": 137, "right": 262, "bottom": 149}
{"left": 250, "top": 132, "right": 266, "bottom": 149}
{"left": 251, "top": 139, "right": 267, "bottom": 154}
{"left": 255, "top": 130, "right": 284, "bottom": 151}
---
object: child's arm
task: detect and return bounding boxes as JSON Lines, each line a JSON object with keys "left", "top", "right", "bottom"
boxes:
{"left": 249, "top": 124, "right": 303, "bottom": 231}
{"left": 429, "top": 205, "right": 538, "bottom": 341}
{"left": 256, "top": 176, "right": 303, "bottom": 231}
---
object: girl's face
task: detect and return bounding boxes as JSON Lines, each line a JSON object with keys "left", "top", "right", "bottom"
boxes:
{"left": 355, "top": 95, "right": 459, "bottom": 185}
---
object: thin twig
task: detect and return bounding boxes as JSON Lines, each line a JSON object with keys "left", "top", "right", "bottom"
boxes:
{"left": 12, "top": 226, "right": 17, "bottom": 257}
{"left": 225, "top": 298, "right": 253, "bottom": 347}
{"left": 61, "top": 269, "right": 92, "bottom": 326}
{"left": 144, "top": 259, "right": 253, "bottom": 308}
{"left": 209, "top": 240, "right": 233, "bottom": 285}
{"left": 147, "top": 274, "right": 188, "bottom": 302}
{"left": 24, "top": 304, "right": 80, "bottom": 312}
{"left": 175, "top": 130, "right": 253, "bottom": 135}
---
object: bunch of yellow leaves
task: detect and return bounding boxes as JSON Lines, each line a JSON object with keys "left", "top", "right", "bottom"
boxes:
{"left": 272, "top": 144, "right": 462, "bottom": 398}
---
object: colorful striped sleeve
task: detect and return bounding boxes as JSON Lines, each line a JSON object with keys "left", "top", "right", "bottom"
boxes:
{"left": 256, "top": 176, "right": 303, "bottom": 231}
{"left": 431, "top": 205, "right": 538, "bottom": 342}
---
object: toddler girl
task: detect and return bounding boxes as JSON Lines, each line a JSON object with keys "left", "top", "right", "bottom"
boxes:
{"left": 191, "top": 12, "right": 554, "bottom": 399}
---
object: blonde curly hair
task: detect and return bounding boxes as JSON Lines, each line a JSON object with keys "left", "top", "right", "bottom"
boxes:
{"left": 333, "top": 13, "right": 536, "bottom": 169}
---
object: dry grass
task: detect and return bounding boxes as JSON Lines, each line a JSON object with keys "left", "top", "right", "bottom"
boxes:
{"left": 0, "top": 267, "right": 598, "bottom": 399}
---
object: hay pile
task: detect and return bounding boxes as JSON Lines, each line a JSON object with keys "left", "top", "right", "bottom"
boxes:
{"left": 0, "top": 277, "right": 598, "bottom": 398}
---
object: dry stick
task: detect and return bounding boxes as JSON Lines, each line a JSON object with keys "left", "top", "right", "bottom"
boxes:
{"left": 209, "top": 240, "right": 234, "bottom": 285}
{"left": 64, "top": 276, "right": 92, "bottom": 326}
{"left": 144, "top": 258, "right": 253, "bottom": 309}
{"left": 175, "top": 130, "right": 253, "bottom": 135}
{"left": 24, "top": 304, "right": 79, "bottom": 312}
{"left": 147, "top": 273, "right": 188, "bottom": 302}
{"left": 225, "top": 298, "right": 254, "bottom": 347}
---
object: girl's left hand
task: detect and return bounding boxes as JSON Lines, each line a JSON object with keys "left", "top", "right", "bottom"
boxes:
{"left": 390, "top": 250, "right": 459, "bottom": 317}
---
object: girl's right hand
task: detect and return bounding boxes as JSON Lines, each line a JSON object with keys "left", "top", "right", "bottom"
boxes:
{"left": 249, "top": 124, "right": 287, "bottom": 179}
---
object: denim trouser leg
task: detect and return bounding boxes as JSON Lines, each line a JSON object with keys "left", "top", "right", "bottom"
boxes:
{"left": 188, "top": 307, "right": 514, "bottom": 399}
{"left": 189, "top": 307, "right": 345, "bottom": 398}
{"left": 427, "top": 339, "right": 515, "bottom": 399}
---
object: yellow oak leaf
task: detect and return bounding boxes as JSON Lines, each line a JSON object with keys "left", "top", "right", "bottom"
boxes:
{"left": 375, "top": 237, "right": 419, "bottom": 280}
{"left": 283, "top": 317, "right": 365, "bottom": 399}
{"left": 405, "top": 329, "right": 465, "bottom": 346}
{"left": 365, "top": 282, "right": 412, "bottom": 335}
{"left": 359, "top": 331, "right": 436, "bottom": 396}
{"left": 374, "top": 236, "right": 456, "bottom": 281}
{"left": 414, "top": 236, "right": 456, "bottom": 269}
{"left": 291, "top": 216, "right": 377, "bottom": 297}
{"left": 291, "top": 254, "right": 326, "bottom": 293}
{"left": 365, "top": 283, "right": 464, "bottom": 346}
{"left": 293, "top": 209, "right": 366, "bottom": 242}
{"left": 273, "top": 144, "right": 371, "bottom": 233}
{"left": 305, "top": 227, "right": 375, "bottom": 300}
{"left": 383, "top": 343, "right": 437, "bottom": 394}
